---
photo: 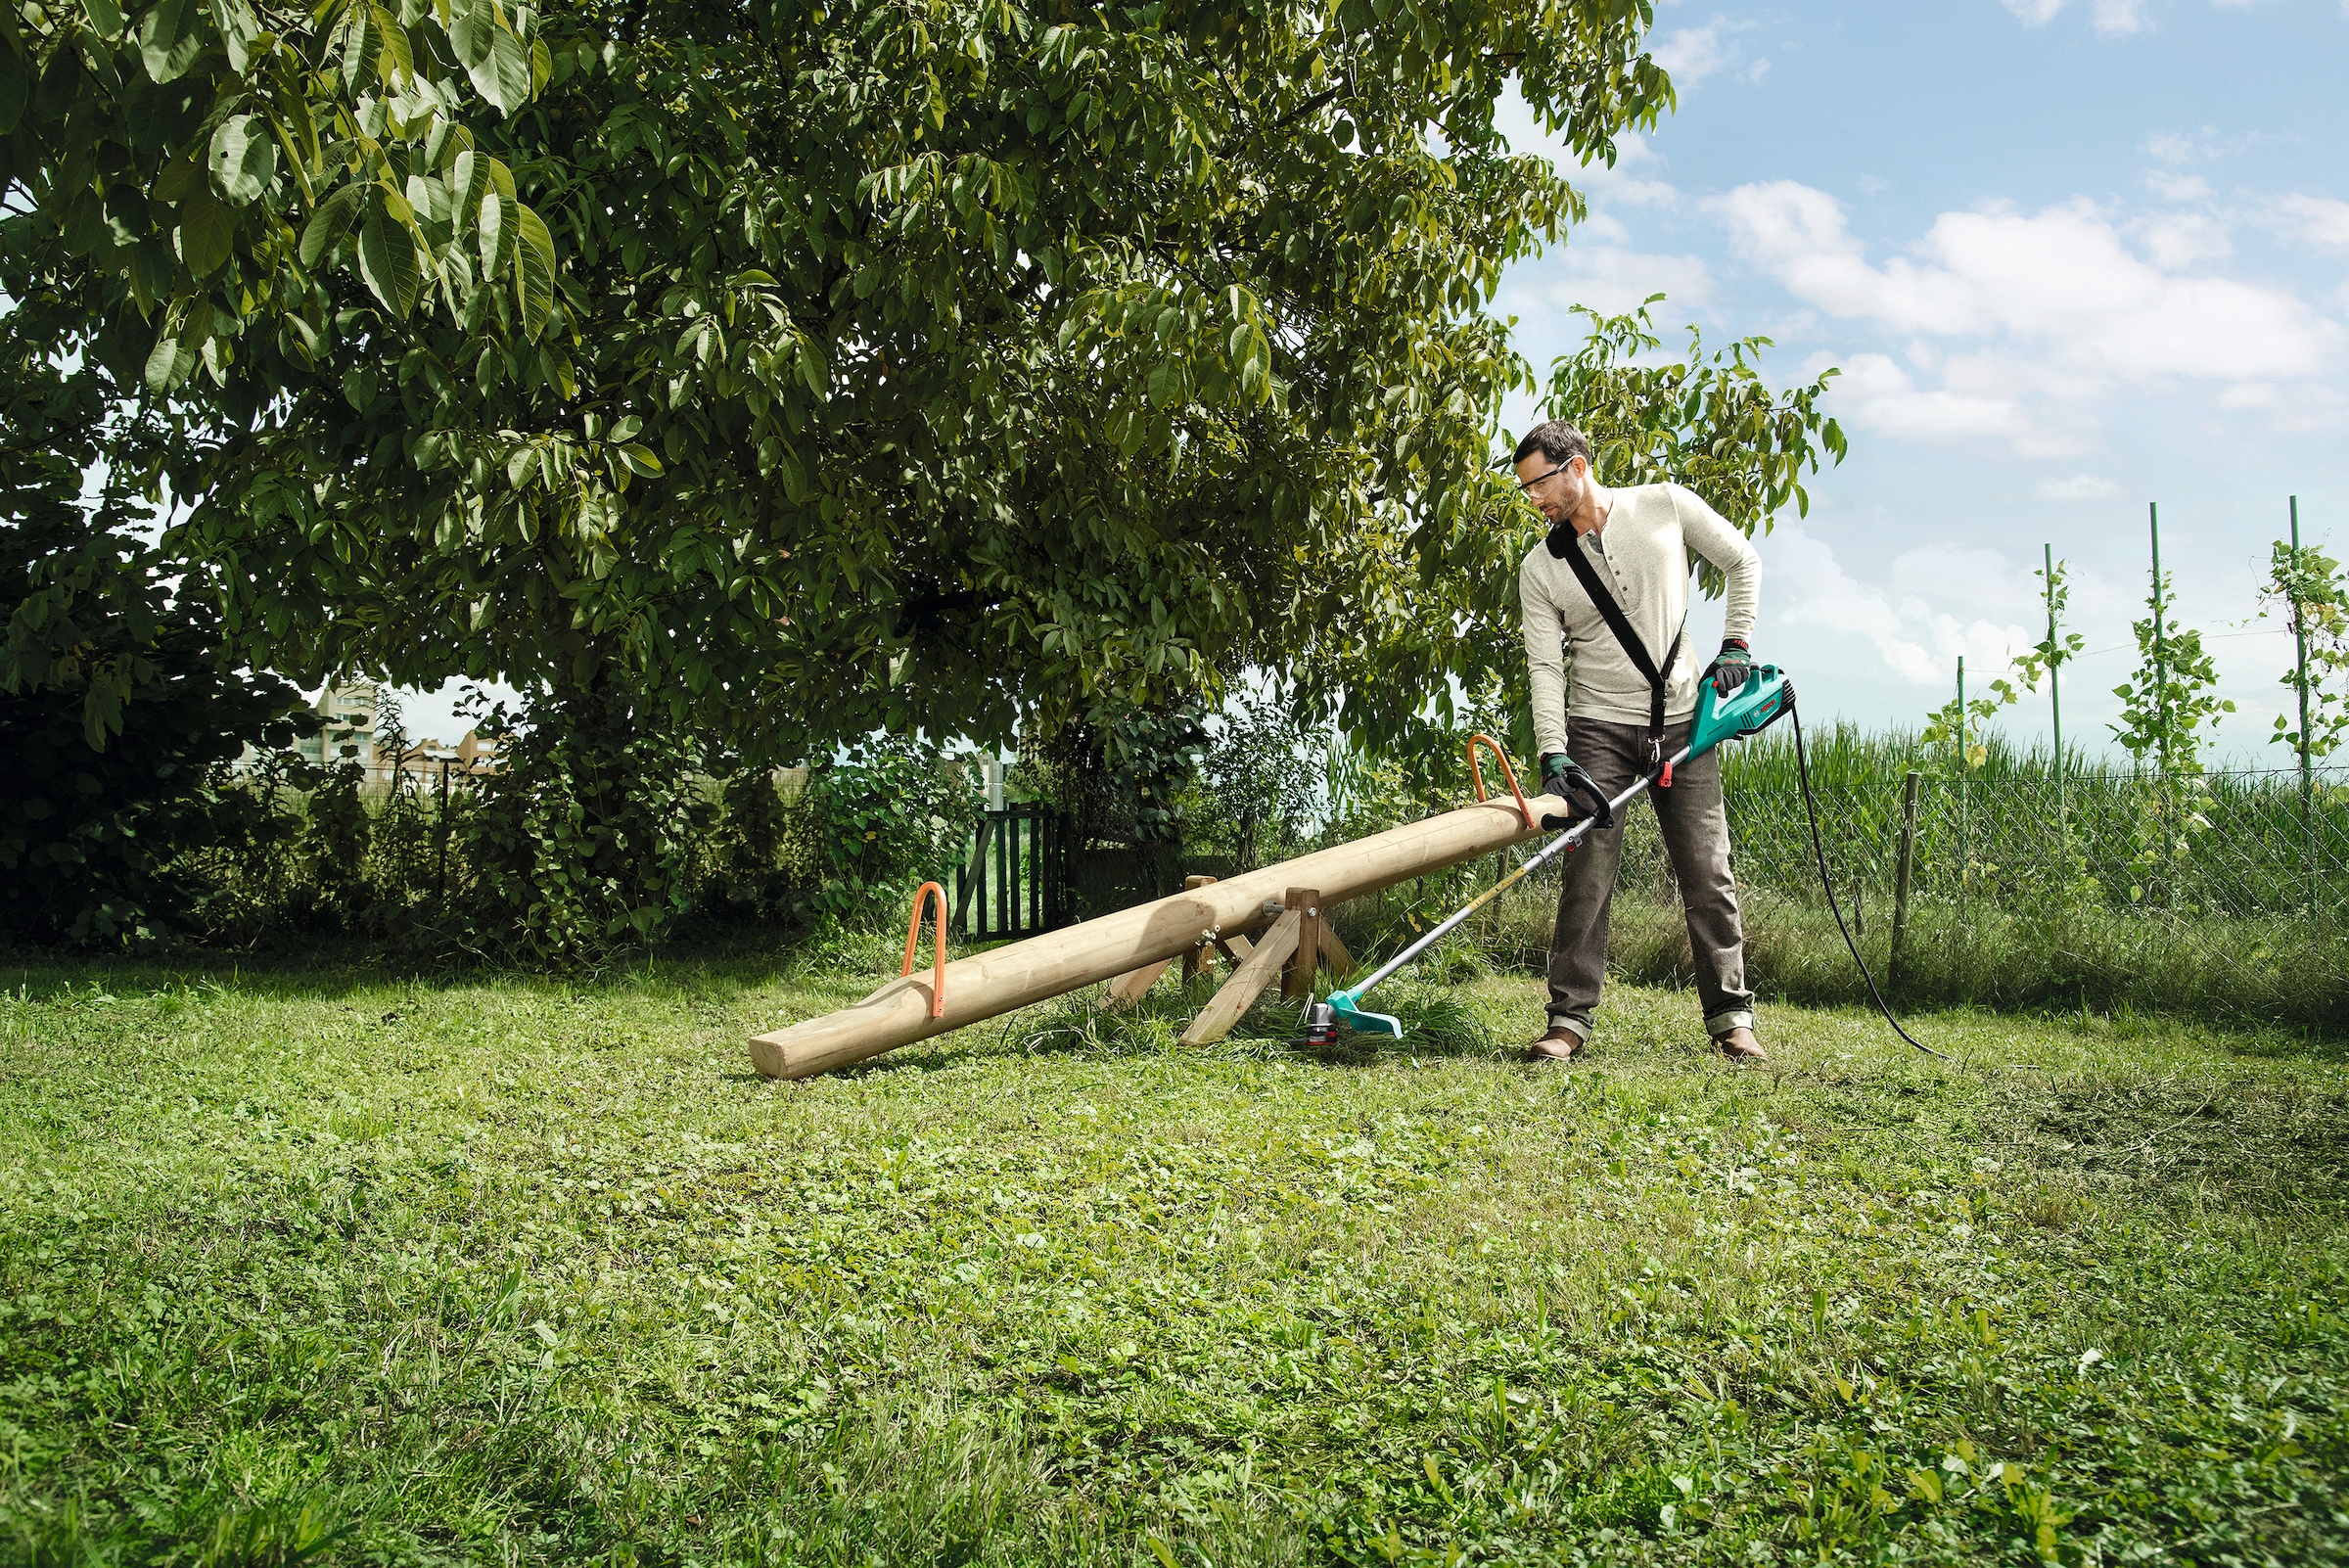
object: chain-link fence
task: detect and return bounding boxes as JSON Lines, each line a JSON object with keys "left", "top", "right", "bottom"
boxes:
{"left": 1317, "top": 748, "right": 2349, "bottom": 1035}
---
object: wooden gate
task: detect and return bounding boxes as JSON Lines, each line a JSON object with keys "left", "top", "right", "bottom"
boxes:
{"left": 953, "top": 807, "right": 1070, "bottom": 941}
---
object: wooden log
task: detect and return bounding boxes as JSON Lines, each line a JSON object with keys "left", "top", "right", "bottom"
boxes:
{"left": 748, "top": 787, "right": 1561, "bottom": 1079}
{"left": 1281, "top": 887, "right": 1320, "bottom": 1001}
{"left": 1178, "top": 911, "right": 1300, "bottom": 1047}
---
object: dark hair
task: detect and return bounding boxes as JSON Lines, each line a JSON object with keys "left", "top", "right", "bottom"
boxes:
{"left": 1513, "top": 420, "right": 1592, "bottom": 469}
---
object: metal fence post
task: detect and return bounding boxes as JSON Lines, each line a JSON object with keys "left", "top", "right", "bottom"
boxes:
{"left": 2291, "top": 496, "right": 2317, "bottom": 911}
{"left": 1892, "top": 769, "right": 1920, "bottom": 991}
{"left": 1957, "top": 656, "right": 1970, "bottom": 914}
{"left": 2046, "top": 541, "right": 2067, "bottom": 867}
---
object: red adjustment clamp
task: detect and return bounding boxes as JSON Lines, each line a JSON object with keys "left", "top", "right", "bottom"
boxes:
{"left": 900, "top": 880, "right": 948, "bottom": 1019}
{"left": 1659, "top": 761, "right": 1674, "bottom": 789}
{"left": 1465, "top": 733, "right": 1533, "bottom": 830}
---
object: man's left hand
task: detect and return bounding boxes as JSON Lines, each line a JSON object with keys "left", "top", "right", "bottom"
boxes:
{"left": 1704, "top": 639, "right": 1752, "bottom": 700}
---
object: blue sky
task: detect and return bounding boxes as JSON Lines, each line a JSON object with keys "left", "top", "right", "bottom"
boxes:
{"left": 1495, "top": 0, "right": 2349, "bottom": 766}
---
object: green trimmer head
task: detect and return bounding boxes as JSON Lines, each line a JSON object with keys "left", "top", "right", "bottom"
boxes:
{"left": 1324, "top": 992, "right": 1402, "bottom": 1038}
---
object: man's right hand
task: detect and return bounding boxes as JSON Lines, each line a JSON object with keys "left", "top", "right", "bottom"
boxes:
{"left": 1539, "top": 753, "right": 1614, "bottom": 831}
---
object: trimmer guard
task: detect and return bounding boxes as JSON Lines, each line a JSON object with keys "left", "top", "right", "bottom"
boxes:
{"left": 1688, "top": 665, "right": 1792, "bottom": 760}
{"left": 1326, "top": 990, "right": 1404, "bottom": 1038}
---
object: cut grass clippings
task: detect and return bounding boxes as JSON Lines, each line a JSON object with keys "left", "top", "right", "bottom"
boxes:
{"left": 2, "top": 950, "right": 2345, "bottom": 1564}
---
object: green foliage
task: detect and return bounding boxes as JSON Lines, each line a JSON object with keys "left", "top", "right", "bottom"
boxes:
{"left": 0, "top": 331, "right": 313, "bottom": 944}
{"left": 3, "top": 961, "right": 2345, "bottom": 1561}
{"left": 6, "top": 0, "right": 1674, "bottom": 768}
{"left": 1313, "top": 300, "right": 1844, "bottom": 769}
{"left": 2265, "top": 535, "right": 2349, "bottom": 762}
{"left": 782, "top": 736, "right": 980, "bottom": 928}
{"left": 2112, "top": 564, "right": 2234, "bottom": 778}
{"left": 1543, "top": 296, "right": 1844, "bottom": 594}
{"left": 2010, "top": 552, "right": 2084, "bottom": 700}
{"left": 1016, "top": 702, "right": 1208, "bottom": 848}
{"left": 455, "top": 680, "right": 715, "bottom": 964}
{"left": 1192, "top": 691, "right": 1320, "bottom": 869}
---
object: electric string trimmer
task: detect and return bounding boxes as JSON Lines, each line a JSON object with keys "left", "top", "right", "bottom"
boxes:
{"left": 1308, "top": 665, "right": 1795, "bottom": 1041}
{"left": 1304, "top": 666, "right": 1947, "bottom": 1059}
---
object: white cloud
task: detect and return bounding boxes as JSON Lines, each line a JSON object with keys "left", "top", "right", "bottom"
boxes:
{"left": 2278, "top": 194, "right": 2349, "bottom": 253}
{"left": 1825, "top": 352, "right": 2031, "bottom": 444}
{"left": 2134, "top": 211, "right": 2232, "bottom": 268}
{"left": 1711, "top": 181, "right": 2338, "bottom": 384}
{"left": 2142, "top": 171, "right": 2211, "bottom": 202}
{"left": 2035, "top": 473, "right": 2125, "bottom": 501}
{"left": 2142, "top": 130, "right": 2213, "bottom": 164}
{"left": 2001, "top": 0, "right": 2145, "bottom": 32}
{"left": 1652, "top": 23, "right": 1730, "bottom": 84}
{"left": 2091, "top": 0, "right": 2147, "bottom": 34}
{"left": 1771, "top": 526, "right": 2039, "bottom": 688}
{"left": 1534, "top": 248, "right": 1715, "bottom": 315}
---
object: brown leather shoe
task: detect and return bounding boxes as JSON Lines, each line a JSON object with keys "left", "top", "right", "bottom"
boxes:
{"left": 1525, "top": 1025, "right": 1584, "bottom": 1062}
{"left": 1715, "top": 1026, "right": 1768, "bottom": 1065}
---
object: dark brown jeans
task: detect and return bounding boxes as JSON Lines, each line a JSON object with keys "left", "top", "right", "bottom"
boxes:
{"left": 1547, "top": 715, "right": 1756, "bottom": 1042}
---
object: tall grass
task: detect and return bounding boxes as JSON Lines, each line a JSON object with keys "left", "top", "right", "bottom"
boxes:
{"left": 1315, "top": 730, "right": 2349, "bottom": 1038}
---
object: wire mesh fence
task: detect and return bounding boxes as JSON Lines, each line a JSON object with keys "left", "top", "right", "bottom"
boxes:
{"left": 1318, "top": 745, "right": 2349, "bottom": 1035}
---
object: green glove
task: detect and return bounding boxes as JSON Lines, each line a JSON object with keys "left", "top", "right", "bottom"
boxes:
{"left": 1704, "top": 638, "right": 1752, "bottom": 700}
{"left": 1538, "top": 753, "right": 1613, "bottom": 830}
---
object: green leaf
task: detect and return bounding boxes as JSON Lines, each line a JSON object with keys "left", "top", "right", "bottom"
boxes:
{"left": 448, "top": 149, "right": 487, "bottom": 240}
{"left": 448, "top": 0, "right": 494, "bottom": 69}
{"left": 359, "top": 199, "right": 420, "bottom": 316}
{"left": 176, "top": 185, "right": 238, "bottom": 276}
{"left": 618, "top": 443, "right": 662, "bottom": 477}
{"left": 0, "top": 41, "right": 23, "bottom": 136}
{"left": 137, "top": 0, "right": 205, "bottom": 84}
{"left": 144, "top": 323, "right": 196, "bottom": 391}
{"left": 513, "top": 201, "right": 554, "bottom": 340}
{"left": 339, "top": 1, "right": 382, "bottom": 99}
{"left": 478, "top": 188, "right": 507, "bottom": 279}
{"left": 83, "top": 0, "right": 125, "bottom": 40}
{"left": 484, "top": 23, "right": 533, "bottom": 114}
{"left": 299, "top": 181, "right": 366, "bottom": 265}
{"left": 207, "top": 115, "right": 277, "bottom": 206}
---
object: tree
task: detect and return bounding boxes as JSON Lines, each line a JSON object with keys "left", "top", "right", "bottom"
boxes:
{"left": 1301, "top": 298, "right": 1844, "bottom": 771}
{"left": 0, "top": 324, "right": 312, "bottom": 943}
{"left": 8, "top": 0, "right": 1675, "bottom": 770}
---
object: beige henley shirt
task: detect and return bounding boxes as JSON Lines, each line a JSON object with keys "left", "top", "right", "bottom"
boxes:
{"left": 1518, "top": 482, "right": 1762, "bottom": 758}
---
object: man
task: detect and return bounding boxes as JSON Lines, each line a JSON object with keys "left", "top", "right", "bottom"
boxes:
{"left": 1513, "top": 419, "right": 1767, "bottom": 1065}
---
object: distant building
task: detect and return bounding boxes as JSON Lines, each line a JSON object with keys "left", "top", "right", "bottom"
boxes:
{"left": 239, "top": 678, "right": 503, "bottom": 786}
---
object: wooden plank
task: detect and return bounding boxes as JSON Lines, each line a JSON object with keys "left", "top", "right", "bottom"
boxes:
{"left": 1215, "top": 932, "right": 1254, "bottom": 965}
{"left": 1106, "top": 956, "right": 1175, "bottom": 1005}
{"left": 1282, "top": 887, "right": 1320, "bottom": 1001}
{"left": 1317, "top": 920, "right": 1357, "bottom": 977}
{"left": 953, "top": 818, "right": 994, "bottom": 931}
{"left": 1178, "top": 911, "right": 1300, "bottom": 1047}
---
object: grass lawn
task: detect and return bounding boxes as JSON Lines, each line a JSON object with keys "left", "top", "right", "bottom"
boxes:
{"left": 3, "top": 941, "right": 2345, "bottom": 1565}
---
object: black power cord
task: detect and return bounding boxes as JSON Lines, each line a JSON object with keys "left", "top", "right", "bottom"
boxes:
{"left": 1790, "top": 703, "right": 1953, "bottom": 1062}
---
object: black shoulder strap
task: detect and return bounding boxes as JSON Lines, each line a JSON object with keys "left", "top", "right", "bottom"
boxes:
{"left": 1551, "top": 524, "right": 1684, "bottom": 753}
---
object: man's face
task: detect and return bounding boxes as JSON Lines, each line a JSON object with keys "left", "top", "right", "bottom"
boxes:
{"left": 1514, "top": 452, "right": 1585, "bottom": 524}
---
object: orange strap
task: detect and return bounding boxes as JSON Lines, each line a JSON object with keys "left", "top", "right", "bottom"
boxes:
{"left": 900, "top": 880, "right": 948, "bottom": 1019}
{"left": 1465, "top": 734, "right": 1533, "bottom": 830}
